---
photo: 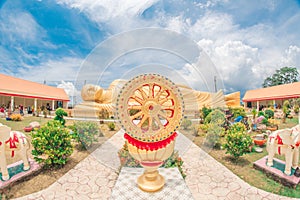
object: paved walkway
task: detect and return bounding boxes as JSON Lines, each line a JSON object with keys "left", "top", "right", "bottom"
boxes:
{"left": 15, "top": 130, "right": 298, "bottom": 200}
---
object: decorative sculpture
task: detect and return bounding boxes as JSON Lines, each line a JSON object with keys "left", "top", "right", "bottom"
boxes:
{"left": 0, "top": 124, "right": 30, "bottom": 181}
{"left": 266, "top": 125, "right": 300, "bottom": 175}
{"left": 74, "top": 78, "right": 239, "bottom": 118}
{"left": 116, "top": 74, "right": 184, "bottom": 192}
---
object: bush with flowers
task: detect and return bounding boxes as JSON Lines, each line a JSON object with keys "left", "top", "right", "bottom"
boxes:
{"left": 10, "top": 113, "right": 23, "bottom": 121}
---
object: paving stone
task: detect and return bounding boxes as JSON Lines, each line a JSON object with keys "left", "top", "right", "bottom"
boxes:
{"left": 95, "top": 177, "right": 109, "bottom": 187}
{"left": 77, "top": 175, "right": 90, "bottom": 185}
{"left": 67, "top": 176, "right": 79, "bottom": 183}
{"left": 228, "top": 181, "right": 240, "bottom": 191}
{"left": 226, "top": 191, "right": 243, "bottom": 200}
{"left": 61, "top": 182, "right": 80, "bottom": 191}
{"left": 41, "top": 190, "right": 55, "bottom": 199}
{"left": 89, "top": 192, "right": 103, "bottom": 199}
{"left": 12, "top": 130, "right": 300, "bottom": 200}
{"left": 197, "top": 183, "right": 213, "bottom": 195}
{"left": 211, "top": 187, "right": 231, "bottom": 197}
{"left": 187, "top": 184, "right": 199, "bottom": 193}
{"left": 76, "top": 184, "right": 92, "bottom": 195}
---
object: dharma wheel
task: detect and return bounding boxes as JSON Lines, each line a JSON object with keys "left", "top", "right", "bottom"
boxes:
{"left": 116, "top": 74, "right": 184, "bottom": 192}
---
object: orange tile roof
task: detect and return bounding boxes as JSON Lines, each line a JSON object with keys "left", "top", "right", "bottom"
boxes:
{"left": 0, "top": 73, "right": 69, "bottom": 101}
{"left": 243, "top": 82, "right": 300, "bottom": 102}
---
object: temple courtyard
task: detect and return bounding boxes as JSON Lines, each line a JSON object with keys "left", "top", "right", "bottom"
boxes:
{"left": 9, "top": 128, "right": 299, "bottom": 200}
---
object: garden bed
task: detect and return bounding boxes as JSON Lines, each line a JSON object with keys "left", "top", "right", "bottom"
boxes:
{"left": 0, "top": 117, "right": 119, "bottom": 199}
{"left": 180, "top": 116, "right": 300, "bottom": 198}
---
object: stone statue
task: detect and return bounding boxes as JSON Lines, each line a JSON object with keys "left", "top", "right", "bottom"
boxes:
{"left": 73, "top": 79, "right": 240, "bottom": 118}
{"left": 266, "top": 125, "right": 300, "bottom": 175}
{"left": 0, "top": 124, "right": 30, "bottom": 181}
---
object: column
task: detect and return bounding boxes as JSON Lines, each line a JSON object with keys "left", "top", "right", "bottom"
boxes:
{"left": 10, "top": 96, "right": 14, "bottom": 111}
{"left": 52, "top": 100, "right": 55, "bottom": 111}
{"left": 34, "top": 98, "right": 37, "bottom": 113}
{"left": 256, "top": 101, "right": 259, "bottom": 111}
{"left": 273, "top": 99, "right": 276, "bottom": 109}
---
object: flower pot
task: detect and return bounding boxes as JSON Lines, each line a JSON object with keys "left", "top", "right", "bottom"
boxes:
{"left": 24, "top": 126, "right": 33, "bottom": 132}
{"left": 252, "top": 135, "right": 267, "bottom": 146}
{"left": 266, "top": 126, "right": 278, "bottom": 131}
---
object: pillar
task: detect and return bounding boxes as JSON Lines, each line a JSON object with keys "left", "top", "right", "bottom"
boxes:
{"left": 273, "top": 99, "right": 276, "bottom": 109}
{"left": 34, "top": 98, "right": 37, "bottom": 113}
{"left": 10, "top": 96, "right": 14, "bottom": 111}
{"left": 52, "top": 100, "right": 55, "bottom": 111}
{"left": 256, "top": 101, "right": 259, "bottom": 111}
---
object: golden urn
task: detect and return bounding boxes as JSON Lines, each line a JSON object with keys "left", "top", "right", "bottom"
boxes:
{"left": 116, "top": 74, "right": 184, "bottom": 192}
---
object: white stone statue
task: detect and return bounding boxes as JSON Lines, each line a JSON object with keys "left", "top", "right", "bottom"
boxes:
{"left": 266, "top": 125, "right": 300, "bottom": 175}
{"left": 0, "top": 124, "right": 30, "bottom": 181}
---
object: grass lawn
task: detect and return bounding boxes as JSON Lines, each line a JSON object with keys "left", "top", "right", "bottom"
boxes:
{"left": 181, "top": 117, "right": 300, "bottom": 198}
{"left": 0, "top": 116, "right": 51, "bottom": 132}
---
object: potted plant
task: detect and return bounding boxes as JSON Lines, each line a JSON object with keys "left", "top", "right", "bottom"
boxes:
{"left": 252, "top": 134, "right": 267, "bottom": 146}
{"left": 251, "top": 108, "right": 257, "bottom": 130}
{"left": 266, "top": 118, "right": 279, "bottom": 131}
{"left": 282, "top": 100, "right": 290, "bottom": 123}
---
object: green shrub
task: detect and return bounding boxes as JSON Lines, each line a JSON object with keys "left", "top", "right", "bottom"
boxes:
{"left": 251, "top": 108, "right": 257, "bottom": 119}
{"left": 205, "top": 123, "right": 225, "bottom": 148}
{"left": 31, "top": 120, "right": 73, "bottom": 168}
{"left": 283, "top": 100, "right": 291, "bottom": 119}
{"left": 198, "top": 124, "right": 209, "bottom": 133}
{"left": 200, "top": 106, "right": 212, "bottom": 121}
{"left": 181, "top": 118, "right": 192, "bottom": 130}
{"left": 294, "top": 104, "right": 299, "bottom": 114}
{"left": 223, "top": 122, "right": 252, "bottom": 158}
{"left": 258, "top": 111, "right": 265, "bottom": 117}
{"left": 264, "top": 109, "right": 274, "bottom": 119}
{"left": 108, "top": 122, "right": 116, "bottom": 131}
{"left": 261, "top": 118, "right": 269, "bottom": 125}
{"left": 229, "top": 107, "right": 246, "bottom": 118}
{"left": 71, "top": 121, "right": 101, "bottom": 149}
{"left": 54, "top": 108, "right": 68, "bottom": 126}
{"left": 204, "top": 109, "right": 225, "bottom": 125}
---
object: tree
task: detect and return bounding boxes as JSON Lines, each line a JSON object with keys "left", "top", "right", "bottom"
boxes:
{"left": 262, "top": 67, "right": 299, "bottom": 88}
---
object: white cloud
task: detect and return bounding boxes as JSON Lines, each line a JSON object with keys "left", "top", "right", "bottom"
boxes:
{"left": 0, "top": 10, "right": 46, "bottom": 45}
{"left": 17, "top": 57, "right": 83, "bottom": 84}
{"left": 189, "top": 11, "right": 238, "bottom": 41}
{"left": 56, "top": 0, "right": 159, "bottom": 22}
{"left": 57, "top": 80, "right": 80, "bottom": 96}
{"left": 57, "top": 81, "right": 80, "bottom": 105}
{"left": 2, "top": 0, "right": 298, "bottom": 99}
{"left": 281, "top": 45, "right": 300, "bottom": 67}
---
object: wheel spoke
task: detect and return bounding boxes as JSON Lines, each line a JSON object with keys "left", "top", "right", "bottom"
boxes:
{"left": 159, "top": 97, "right": 172, "bottom": 105}
{"left": 130, "top": 96, "right": 143, "bottom": 105}
{"left": 148, "top": 116, "right": 153, "bottom": 128}
{"left": 137, "top": 88, "right": 148, "bottom": 99}
{"left": 154, "top": 115, "right": 163, "bottom": 128}
{"left": 128, "top": 105, "right": 142, "bottom": 110}
{"left": 154, "top": 87, "right": 163, "bottom": 100}
{"left": 161, "top": 105, "right": 175, "bottom": 110}
{"left": 130, "top": 111, "right": 143, "bottom": 120}
{"left": 158, "top": 110, "right": 167, "bottom": 119}
{"left": 137, "top": 114, "right": 148, "bottom": 128}
{"left": 148, "top": 83, "right": 154, "bottom": 98}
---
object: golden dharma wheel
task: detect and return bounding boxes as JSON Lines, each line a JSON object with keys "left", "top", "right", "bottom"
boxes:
{"left": 116, "top": 74, "right": 184, "bottom": 142}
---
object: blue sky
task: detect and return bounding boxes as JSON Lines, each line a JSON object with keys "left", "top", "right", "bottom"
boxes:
{"left": 1, "top": 0, "right": 300, "bottom": 100}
